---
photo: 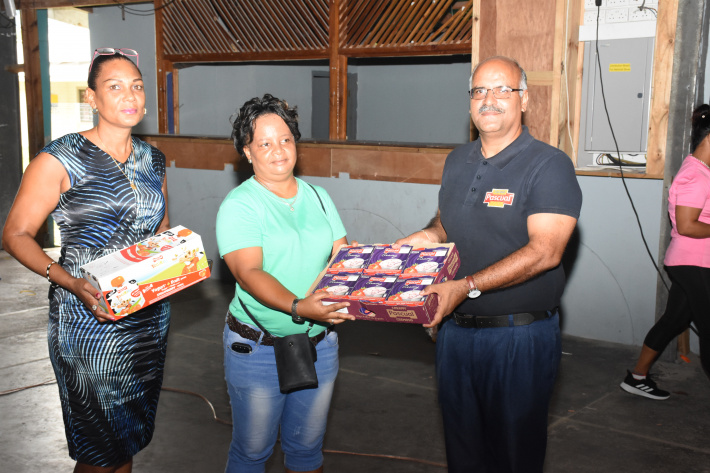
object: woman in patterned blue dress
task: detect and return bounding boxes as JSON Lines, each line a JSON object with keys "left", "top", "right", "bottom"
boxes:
{"left": 2, "top": 49, "right": 171, "bottom": 473}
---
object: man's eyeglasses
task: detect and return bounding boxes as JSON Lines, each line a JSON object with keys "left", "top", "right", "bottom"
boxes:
{"left": 469, "top": 86, "right": 523, "bottom": 100}
{"left": 89, "top": 48, "right": 139, "bottom": 72}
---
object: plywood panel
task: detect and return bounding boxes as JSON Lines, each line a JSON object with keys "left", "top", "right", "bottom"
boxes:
{"left": 495, "top": 0, "right": 557, "bottom": 72}
{"left": 477, "top": 0, "right": 497, "bottom": 62}
{"left": 295, "top": 146, "right": 332, "bottom": 177}
{"left": 330, "top": 147, "right": 449, "bottom": 184}
{"left": 523, "top": 85, "right": 552, "bottom": 144}
{"left": 142, "top": 136, "right": 239, "bottom": 170}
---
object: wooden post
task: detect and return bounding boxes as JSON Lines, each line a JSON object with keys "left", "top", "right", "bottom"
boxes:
{"left": 154, "top": 0, "right": 170, "bottom": 134}
{"left": 557, "top": 0, "right": 583, "bottom": 164}
{"left": 646, "top": 0, "right": 679, "bottom": 177}
{"left": 677, "top": 329, "right": 690, "bottom": 358}
{"left": 328, "top": 0, "right": 347, "bottom": 140}
{"left": 21, "top": 9, "right": 44, "bottom": 159}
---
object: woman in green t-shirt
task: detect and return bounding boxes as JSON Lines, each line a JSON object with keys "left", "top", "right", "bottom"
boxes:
{"left": 216, "top": 94, "right": 356, "bottom": 473}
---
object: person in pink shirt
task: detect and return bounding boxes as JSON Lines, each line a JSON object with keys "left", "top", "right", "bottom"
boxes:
{"left": 621, "top": 104, "right": 710, "bottom": 400}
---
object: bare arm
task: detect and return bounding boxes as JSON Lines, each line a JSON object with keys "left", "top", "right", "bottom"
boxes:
{"left": 675, "top": 205, "right": 710, "bottom": 239}
{"left": 395, "top": 209, "right": 448, "bottom": 246}
{"left": 1, "top": 153, "right": 114, "bottom": 322}
{"left": 223, "top": 244, "right": 356, "bottom": 325}
{"left": 332, "top": 236, "right": 348, "bottom": 258}
{"left": 421, "top": 213, "right": 578, "bottom": 327}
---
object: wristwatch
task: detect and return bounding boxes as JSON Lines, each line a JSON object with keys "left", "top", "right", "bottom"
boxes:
{"left": 464, "top": 275, "right": 481, "bottom": 299}
{"left": 291, "top": 298, "right": 304, "bottom": 323}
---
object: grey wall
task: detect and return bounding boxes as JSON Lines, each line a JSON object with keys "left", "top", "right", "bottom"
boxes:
{"left": 90, "top": 4, "right": 676, "bottom": 350}
{"left": 176, "top": 60, "right": 471, "bottom": 144}
{"left": 89, "top": 5, "right": 159, "bottom": 135}
{"left": 178, "top": 63, "right": 328, "bottom": 138}
{"left": 0, "top": 22, "right": 22, "bottom": 246}
{"left": 351, "top": 61, "right": 471, "bottom": 144}
{"left": 166, "top": 165, "right": 667, "bottom": 348}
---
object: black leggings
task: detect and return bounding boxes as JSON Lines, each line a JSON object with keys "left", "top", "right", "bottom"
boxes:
{"left": 644, "top": 265, "right": 710, "bottom": 377}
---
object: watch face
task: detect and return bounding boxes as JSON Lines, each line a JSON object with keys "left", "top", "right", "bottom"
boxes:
{"left": 468, "top": 289, "right": 481, "bottom": 299}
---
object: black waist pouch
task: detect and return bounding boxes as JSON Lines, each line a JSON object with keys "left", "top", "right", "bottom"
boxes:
{"left": 273, "top": 332, "right": 318, "bottom": 393}
{"left": 239, "top": 298, "right": 318, "bottom": 393}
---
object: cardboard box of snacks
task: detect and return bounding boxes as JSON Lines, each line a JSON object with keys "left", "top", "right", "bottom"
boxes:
{"left": 309, "top": 243, "right": 460, "bottom": 324}
{"left": 80, "top": 226, "right": 211, "bottom": 318}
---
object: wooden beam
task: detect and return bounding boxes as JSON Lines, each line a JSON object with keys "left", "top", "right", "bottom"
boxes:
{"left": 20, "top": 9, "right": 44, "bottom": 160}
{"left": 646, "top": 0, "right": 679, "bottom": 177}
{"left": 328, "top": 0, "right": 345, "bottom": 140}
{"left": 556, "top": 0, "right": 583, "bottom": 163}
{"left": 526, "top": 71, "right": 555, "bottom": 86}
{"left": 17, "top": 0, "right": 146, "bottom": 8}
{"left": 549, "top": 0, "right": 566, "bottom": 150}
{"left": 172, "top": 68, "right": 180, "bottom": 134}
{"left": 155, "top": 0, "right": 170, "bottom": 134}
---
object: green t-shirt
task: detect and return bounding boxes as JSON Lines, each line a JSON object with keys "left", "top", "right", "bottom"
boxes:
{"left": 216, "top": 177, "right": 347, "bottom": 337}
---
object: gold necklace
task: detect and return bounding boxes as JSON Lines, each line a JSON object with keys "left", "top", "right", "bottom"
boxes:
{"left": 95, "top": 131, "right": 137, "bottom": 190}
{"left": 254, "top": 176, "right": 298, "bottom": 211}
{"left": 691, "top": 154, "right": 710, "bottom": 171}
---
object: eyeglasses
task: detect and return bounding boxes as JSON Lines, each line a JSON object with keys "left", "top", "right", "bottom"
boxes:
{"left": 469, "top": 86, "right": 524, "bottom": 100}
{"left": 89, "top": 48, "right": 139, "bottom": 72}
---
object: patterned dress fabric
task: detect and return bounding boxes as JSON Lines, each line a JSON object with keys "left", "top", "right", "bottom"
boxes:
{"left": 43, "top": 133, "right": 171, "bottom": 467}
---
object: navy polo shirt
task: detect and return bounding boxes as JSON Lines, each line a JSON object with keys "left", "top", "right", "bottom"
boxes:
{"left": 439, "top": 126, "right": 582, "bottom": 316}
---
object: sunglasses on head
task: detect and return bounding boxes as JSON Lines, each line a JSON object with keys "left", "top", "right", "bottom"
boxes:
{"left": 89, "top": 48, "right": 139, "bottom": 72}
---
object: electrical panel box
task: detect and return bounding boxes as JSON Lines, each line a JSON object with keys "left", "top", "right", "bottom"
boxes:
{"left": 579, "top": 37, "right": 654, "bottom": 161}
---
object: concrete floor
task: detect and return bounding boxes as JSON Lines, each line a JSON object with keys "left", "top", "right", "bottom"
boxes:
{"left": 1, "top": 249, "right": 710, "bottom": 472}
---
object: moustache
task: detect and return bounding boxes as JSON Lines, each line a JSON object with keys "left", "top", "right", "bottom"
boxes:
{"left": 478, "top": 105, "right": 505, "bottom": 114}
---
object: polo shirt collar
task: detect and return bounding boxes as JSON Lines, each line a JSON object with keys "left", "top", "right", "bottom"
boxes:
{"left": 466, "top": 126, "right": 534, "bottom": 169}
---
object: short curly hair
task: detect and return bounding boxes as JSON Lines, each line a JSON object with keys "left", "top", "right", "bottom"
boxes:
{"left": 230, "top": 94, "right": 301, "bottom": 160}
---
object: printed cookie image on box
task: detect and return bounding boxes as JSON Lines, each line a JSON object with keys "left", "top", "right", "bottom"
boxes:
{"left": 349, "top": 274, "right": 398, "bottom": 301}
{"left": 386, "top": 277, "right": 435, "bottom": 304}
{"left": 327, "top": 246, "right": 374, "bottom": 273}
{"left": 364, "top": 245, "right": 411, "bottom": 275}
{"left": 401, "top": 247, "right": 450, "bottom": 278}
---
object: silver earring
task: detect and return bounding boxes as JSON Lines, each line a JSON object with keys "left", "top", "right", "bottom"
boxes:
{"left": 92, "top": 108, "right": 98, "bottom": 114}
{"left": 144, "top": 108, "right": 147, "bottom": 114}
{"left": 248, "top": 159, "right": 252, "bottom": 164}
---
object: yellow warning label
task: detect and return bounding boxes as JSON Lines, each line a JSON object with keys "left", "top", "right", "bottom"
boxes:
{"left": 609, "top": 63, "right": 631, "bottom": 72}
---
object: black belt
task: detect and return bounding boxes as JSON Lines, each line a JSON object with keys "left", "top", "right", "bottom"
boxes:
{"left": 226, "top": 313, "right": 329, "bottom": 346}
{"left": 453, "top": 309, "right": 556, "bottom": 329}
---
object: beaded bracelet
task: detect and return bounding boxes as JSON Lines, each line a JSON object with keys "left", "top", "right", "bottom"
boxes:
{"left": 46, "top": 261, "right": 57, "bottom": 283}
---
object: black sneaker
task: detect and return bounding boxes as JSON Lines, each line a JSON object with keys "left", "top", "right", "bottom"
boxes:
{"left": 620, "top": 370, "right": 670, "bottom": 400}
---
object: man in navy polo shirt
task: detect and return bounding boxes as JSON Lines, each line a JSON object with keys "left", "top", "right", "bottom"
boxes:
{"left": 398, "top": 56, "right": 582, "bottom": 472}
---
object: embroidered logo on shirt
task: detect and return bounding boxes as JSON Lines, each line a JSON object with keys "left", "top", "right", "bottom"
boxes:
{"left": 483, "top": 189, "right": 515, "bottom": 208}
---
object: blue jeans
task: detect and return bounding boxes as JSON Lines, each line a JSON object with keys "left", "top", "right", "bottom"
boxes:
{"left": 223, "top": 323, "right": 339, "bottom": 473}
{"left": 436, "top": 313, "right": 561, "bottom": 473}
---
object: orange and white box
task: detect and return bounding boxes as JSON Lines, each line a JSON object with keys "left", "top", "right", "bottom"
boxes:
{"left": 80, "top": 225, "right": 211, "bottom": 318}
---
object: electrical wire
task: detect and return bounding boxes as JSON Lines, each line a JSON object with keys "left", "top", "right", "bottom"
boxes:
{"left": 595, "top": 153, "right": 646, "bottom": 167}
{"left": 593, "top": 6, "right": 701, "bottom": 339}
{"left": 0, "top": 9, "right": 15, "bottom": 29}
{"left": 594, "top": 5, "right": 670, "bottom": 293}
{"left": 1, "top": 380, "right": 448, "bottom": 468}
{"left": 637, "top": 1, "right": 658, "bottom": 18}
{"left": 108, "top": 0, "right": 181, "bottom": 17}
{"left": 0, "top": 378, "right": 55, "bottom": 395}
